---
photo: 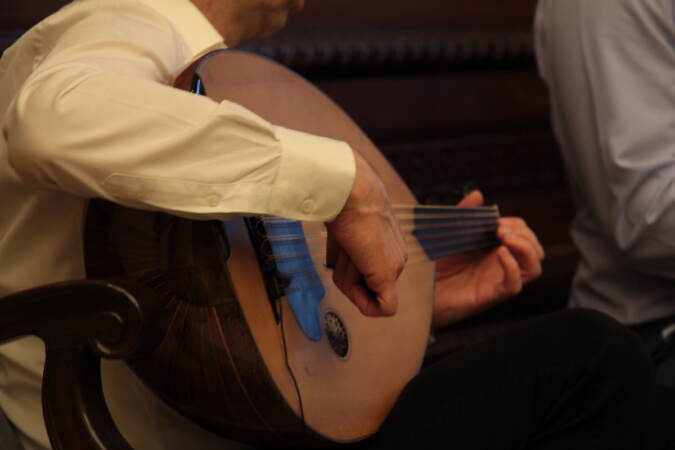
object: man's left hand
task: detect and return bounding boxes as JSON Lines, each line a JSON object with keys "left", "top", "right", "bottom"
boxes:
{"left": 432, "top": 191, "right": 545, "bottom": 328}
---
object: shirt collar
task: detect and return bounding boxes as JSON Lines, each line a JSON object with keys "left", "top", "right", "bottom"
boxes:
{"left": 134, "top": 0, "right": 226, "bottom": 59}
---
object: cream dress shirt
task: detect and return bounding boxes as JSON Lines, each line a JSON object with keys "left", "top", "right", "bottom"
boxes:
{"left": 535, "top": 0, "right": 675, "bottom": 325}
{"left": 0, "top": 0, "right": 355, "bottom": 448}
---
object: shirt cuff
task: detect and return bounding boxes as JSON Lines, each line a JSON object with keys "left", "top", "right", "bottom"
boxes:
{"left": 268, "top": 125, "right": 355, "bottom": 222}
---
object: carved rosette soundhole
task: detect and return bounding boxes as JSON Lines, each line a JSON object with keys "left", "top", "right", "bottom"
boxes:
{"left": 324, "top": 312, "right": 349, "bottom": 358}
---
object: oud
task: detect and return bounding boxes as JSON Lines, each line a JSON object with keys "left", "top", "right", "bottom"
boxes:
{"left": 84, "top": 51, "right": 499, "bottom": 448}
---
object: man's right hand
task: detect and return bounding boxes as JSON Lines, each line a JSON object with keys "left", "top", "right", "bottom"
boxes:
{"left": 325, "top": 152, "right": 407, "bottom": 317}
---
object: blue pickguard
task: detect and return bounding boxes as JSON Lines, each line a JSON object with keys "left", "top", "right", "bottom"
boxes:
{"left": 263, "top": 219, "right": 325, "bottom": 341}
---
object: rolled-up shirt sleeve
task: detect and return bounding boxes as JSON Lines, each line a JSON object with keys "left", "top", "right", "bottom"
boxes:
{"left": 4, "top": 5, "right": 355, "bottom": 223}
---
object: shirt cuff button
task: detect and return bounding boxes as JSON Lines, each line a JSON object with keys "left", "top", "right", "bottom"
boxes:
{"left": 206, "top": 194, "right": 221, "bottom": 207}
{"left": 301, "top": 198, "right": 314, "bottom": 214}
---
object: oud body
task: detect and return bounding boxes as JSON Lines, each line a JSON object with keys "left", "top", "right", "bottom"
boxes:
{"left": 85, "top": 51, "right": 496, "bottom": 448}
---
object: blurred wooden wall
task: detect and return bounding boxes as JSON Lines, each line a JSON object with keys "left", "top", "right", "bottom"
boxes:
{"left": 2, "top": 0, "right": 537, "bottom": 28}
{"left": 1, "top": 0, "right": 576, "bottom": 317}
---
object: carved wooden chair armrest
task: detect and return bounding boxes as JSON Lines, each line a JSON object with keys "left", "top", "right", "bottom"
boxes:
{"left": 0, "top": 279, "right": 167, "bottom": 450}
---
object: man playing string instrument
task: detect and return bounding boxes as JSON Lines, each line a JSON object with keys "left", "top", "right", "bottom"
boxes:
{"left": 0, "top": 0, "right": 652, "bottom": 449}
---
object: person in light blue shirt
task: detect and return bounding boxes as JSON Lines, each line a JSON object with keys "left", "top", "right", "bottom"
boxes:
{"left": 535, "top": 0, "right": 675, "bottom": 387}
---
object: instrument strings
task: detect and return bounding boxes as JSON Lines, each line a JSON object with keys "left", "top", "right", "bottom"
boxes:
{"left": 258, "top": 207, "right": 501, "bottom": 267}
{"left": 262, "top": 227, "right": 499, "bottom": 261}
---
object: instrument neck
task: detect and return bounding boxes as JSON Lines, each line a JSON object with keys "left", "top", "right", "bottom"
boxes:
{"left": 401, "top": 205, "right": 500, "bottom": 261}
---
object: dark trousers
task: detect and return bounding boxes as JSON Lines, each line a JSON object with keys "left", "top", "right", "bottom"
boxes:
{"left": 0, "top": 408, "right": 22, "bottom": 450}
{"left": 352, "top": 309, "right": 652, "bottom": 450}
{"left": 631, "top": 317, "right": 675, "bottom": 390}
{"left": 631, "top": 318, "right": 675, "bottom": 450}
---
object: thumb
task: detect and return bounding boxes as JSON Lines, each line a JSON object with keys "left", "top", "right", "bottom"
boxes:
{"left": 457, "top": 190, "right": 484, "bottom": 208}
